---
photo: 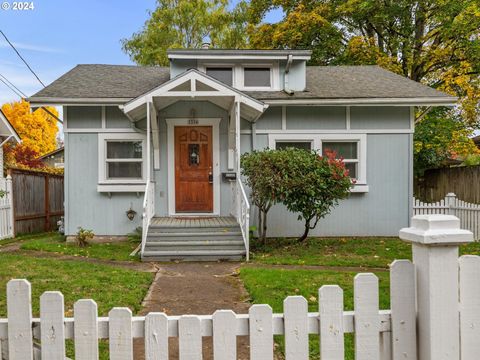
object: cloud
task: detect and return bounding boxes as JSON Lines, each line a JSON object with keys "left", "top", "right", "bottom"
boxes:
{"left": 0, "top": 40, "right": 63, "bottom": 54}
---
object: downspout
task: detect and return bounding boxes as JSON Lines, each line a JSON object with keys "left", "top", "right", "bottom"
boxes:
{"left": 284, "top": 54, "right": 294, "bottom": 95}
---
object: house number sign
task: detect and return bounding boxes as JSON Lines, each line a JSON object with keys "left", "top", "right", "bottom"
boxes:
{"left": 188, "top": 119, "right": 199, "bottom": 125}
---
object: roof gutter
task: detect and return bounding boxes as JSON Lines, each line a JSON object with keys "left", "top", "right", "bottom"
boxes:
{"left": 27, "top": 97, "right": 132, "bottom": 106}
{"left": 263, "top": 97, "right": 458, "bottom": 106}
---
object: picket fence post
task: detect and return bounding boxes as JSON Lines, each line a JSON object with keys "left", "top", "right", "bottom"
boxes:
{"left": 399, "top": 214, "right": 473, "bottom": 360}
{"left": 445, "top": 193, "right": 456, "bottom": 215}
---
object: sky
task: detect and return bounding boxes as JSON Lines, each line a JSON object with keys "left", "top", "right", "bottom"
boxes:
{"left": 0, "top": 0, "right": 283, "bottom": 105}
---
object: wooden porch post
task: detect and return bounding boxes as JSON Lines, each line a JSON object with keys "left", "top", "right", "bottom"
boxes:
{"left": 146, "top": 101, "right": 151, "bottom": 182}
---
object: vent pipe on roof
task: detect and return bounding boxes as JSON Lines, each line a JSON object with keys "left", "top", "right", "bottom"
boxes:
{"left": 284, "top": 54, "right": 294, "bottom": 95}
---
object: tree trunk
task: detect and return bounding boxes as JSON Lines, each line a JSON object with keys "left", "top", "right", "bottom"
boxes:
{"left": 258, "top": 208, "right": 264, "bottom": 243}
{"left": 298, "top": 219, "right": 311, "bottom": 242}
{"left": 262, "top": 210, "right": 268, "bottom": 246}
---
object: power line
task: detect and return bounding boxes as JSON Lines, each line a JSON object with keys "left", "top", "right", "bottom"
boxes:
{"left": 0, "top": 73, "right": 27, "bottom": 97}
{"left": 0, "top": 76, "right": 23, "bottom": 98}
{"left": 0, "top": 73, "right": 63, "bottom": 124}
{"left": 0, "top": 30, "right": 46, "bottom": 88}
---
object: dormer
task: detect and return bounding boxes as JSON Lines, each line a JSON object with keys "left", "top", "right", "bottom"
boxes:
{"left": 167, "top": 49, "right": 312, "bottom": 92}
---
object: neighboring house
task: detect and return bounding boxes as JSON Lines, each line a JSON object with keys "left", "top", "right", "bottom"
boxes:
{"left": 0, "top": 109, "right": 21, "bottom": 173}
{"left": 472, "top": 135, "right": 480, "bottom": 150}
{"left": 27, "top": 49, "right": 456, "bottom": 260}
{"left": 39, "top": 147, "right": 64, "bottom": 168}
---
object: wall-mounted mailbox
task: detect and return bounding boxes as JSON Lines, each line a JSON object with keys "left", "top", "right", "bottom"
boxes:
{"left": 222, "top": 172, "right": 237, "bottom": 181}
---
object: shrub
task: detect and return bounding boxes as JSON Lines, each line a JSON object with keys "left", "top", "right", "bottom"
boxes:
{"left": 76, "top": 227, "right": 94, "bottom": 247}
{"left": 278, "top": 148, "right": 352, "bottom": 241}
{"left": 241, "top": 149, "right": 284, "bottom": 243}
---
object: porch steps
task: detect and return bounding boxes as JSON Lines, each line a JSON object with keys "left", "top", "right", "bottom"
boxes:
{"left": 142, "top": 216, "right": 246, "bottom": 261}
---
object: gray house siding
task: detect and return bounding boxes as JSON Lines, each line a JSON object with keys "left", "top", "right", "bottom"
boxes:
{"left": 240, "top": 105, "right": 413, "bottom": 237}
{"left": 64, "top": 133, "right": 144, "bottom": 236}
{"left": 64, "top": 103, "right": 412, "bottom": 237}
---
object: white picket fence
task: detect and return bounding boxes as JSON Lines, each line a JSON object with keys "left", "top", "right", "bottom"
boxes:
{"left": 0, "top": 176, "right": 13, "bottom": 240}
{"left": 414, "top": 192, "right": 480, "bottom": 240}
{"left": 0, "top": 215, "right": 478, "bottom": 360}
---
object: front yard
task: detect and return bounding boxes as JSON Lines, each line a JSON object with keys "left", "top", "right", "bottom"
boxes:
{"left": 19, "top": 232, "right": 139, "bottom": 261}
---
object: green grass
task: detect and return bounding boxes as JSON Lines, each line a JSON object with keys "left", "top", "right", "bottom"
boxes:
{"left": 0, "top": 253, "right": 152, "bottom": 317}
{"left": 240, "top": 267, "right": 390, "bottom": 359}
{"left": 251, "top": 236, "right": 480, "bottom": 268}
{"left": 20, "top": 233, "right": 140, "bottom": 261}
{"left": 0, "top": 252, "right": 153, "bottom": 359}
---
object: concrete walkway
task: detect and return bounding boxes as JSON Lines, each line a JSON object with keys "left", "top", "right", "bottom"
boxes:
{"left": 134, "top": 262, "right": 251, "bottom": 360}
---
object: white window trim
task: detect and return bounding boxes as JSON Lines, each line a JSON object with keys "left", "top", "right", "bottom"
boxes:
{"left": 268, "top": 133, "right": 368, "bottom": 186}
{"left": 98, "top": 133, "right": 147, "bottom": 186}
{"left": 198, "top": 61, "right": 280, "bottom": 91}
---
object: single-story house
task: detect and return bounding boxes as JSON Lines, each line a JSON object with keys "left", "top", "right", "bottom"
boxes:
{"left": 38, "top": 146, "right": 64, "bottom": 168}
{"left": 27, "top": 49, "right": 456, "bottom": 260}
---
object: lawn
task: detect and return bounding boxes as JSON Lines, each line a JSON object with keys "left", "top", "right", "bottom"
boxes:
{"left": 240, "top": 266, "right": 390, "bottom": 359}
{"left": 251, "top": 236, "right": 480, "bottom": 268}
{"left": 0, "top": 252, "right": 152, "bottom": 359}
{"left": 20, "top": 232, "right": 140, "bottom": 261}
{"left": 0, "top": 253, "right": 152, "bottom": 317}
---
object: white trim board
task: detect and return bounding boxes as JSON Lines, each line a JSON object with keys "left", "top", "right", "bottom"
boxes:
{"left": 166, "top": 118, "right": 221, "bottom": 216}
{"left": 241, "top": 129, "right": 413, "bottom": 134}
{"left": 268, "top": 133, "right": 368, "bottom": 185}
{"left": 97, "top": 132, "right": 148, "bottom": 187}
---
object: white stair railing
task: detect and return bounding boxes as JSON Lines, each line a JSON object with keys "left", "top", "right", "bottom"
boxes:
{"left": 141, "top": 181, "right": 155, "bottom": 255}
{"left": 236, "top": 178, "right": 250, "bottom": 261}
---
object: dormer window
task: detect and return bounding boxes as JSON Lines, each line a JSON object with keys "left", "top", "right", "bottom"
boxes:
{"left": 244, "top": 67, "right": 271, "bottom": 88}
{"left": 206, "top": 67, "right": 233, "bottom": 86}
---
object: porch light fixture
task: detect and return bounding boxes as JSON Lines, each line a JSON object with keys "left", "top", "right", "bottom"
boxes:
{"left": 126, "top": 205, "right": 137, "bottom": 221}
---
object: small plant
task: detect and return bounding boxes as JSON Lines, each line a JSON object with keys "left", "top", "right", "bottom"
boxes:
{"left": 127, "top": 227, "right": 142, "bottom": 243}
{"left": 0, "top": 190, "right": 6, "bottom": 198}
{"left": 76, "top": 227, "right": 94, "bottom": 247}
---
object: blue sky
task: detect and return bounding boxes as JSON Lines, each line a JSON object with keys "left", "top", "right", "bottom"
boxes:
{"left": 0, "top": 0, "right": 283, "bottom": 105}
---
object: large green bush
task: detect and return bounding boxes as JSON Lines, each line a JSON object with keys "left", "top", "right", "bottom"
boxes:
{"left": 241, "top": 148, "right": 352, "bottom": 242}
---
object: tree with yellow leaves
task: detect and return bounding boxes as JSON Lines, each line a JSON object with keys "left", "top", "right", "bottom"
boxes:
{"left": 1, "top": 99, "right": 58, "bottom": 156}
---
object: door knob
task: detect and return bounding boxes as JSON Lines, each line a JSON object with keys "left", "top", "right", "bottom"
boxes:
{"left": 208, "top": 172, "right": 213, "bottom": 183}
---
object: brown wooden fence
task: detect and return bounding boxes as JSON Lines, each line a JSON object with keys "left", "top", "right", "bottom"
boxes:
{"left": 8, "top": 168, "right": 64, "bottom": 235}
{"left": 414, "top": 165, "right": 480, "bottom": 203}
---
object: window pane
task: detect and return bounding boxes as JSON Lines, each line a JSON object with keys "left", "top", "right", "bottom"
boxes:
{"left": 206, "top": 67, "right": 233, "bottom": 86}
{"left": 107, "top": 162, "right": 142, "bottom": 179}
{"left": 107, "top": 141, "right": 142, "bottom": 159}
{"left": 345, "top": 163, "right": 357, "bottom": 178}
{"left": 244, "top": 68, "right": 271, "bottom": 87}
{"left": 322, "top": 142, "right": 357, "bottom": 159}
{"left": 276, "top": 141, "right": 312, "bottom": 151}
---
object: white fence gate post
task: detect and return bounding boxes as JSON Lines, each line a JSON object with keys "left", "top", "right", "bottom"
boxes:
{"left": 399, "top": 215, "right": 473, "bottom": 360}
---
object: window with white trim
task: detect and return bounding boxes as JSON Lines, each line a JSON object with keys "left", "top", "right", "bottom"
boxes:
{"left": 244, "top": 67, "right": 271, "bottom": 88}
{"left": 206, "top": 67, "right": 233, "bottom": 86}
{"left": 98, "top": 134, "right": 147, "bottom": 184}
{"left": 268, "top": 134, "right": 367, "bottom": 184}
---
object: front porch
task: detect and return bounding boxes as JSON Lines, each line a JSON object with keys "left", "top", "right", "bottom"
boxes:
{"left": 120, "top": 69, "right": 265, "bottom": 261}
{"left": 142, "top": 216, "right": 246, "bottom": 261}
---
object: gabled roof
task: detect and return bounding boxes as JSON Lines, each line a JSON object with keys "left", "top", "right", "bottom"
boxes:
{"left": 27, "top": 64, "right": 456, "bottom": 105}
{"left": 38, "top": 146, "right": 64, "bottom": 160}
{"left": 0, "top": 109, "right": 21, "bottom": 143}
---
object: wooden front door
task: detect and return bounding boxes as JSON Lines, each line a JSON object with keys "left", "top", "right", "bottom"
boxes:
{"left": 174, "top": 126, "right": 213, "bottom": 212}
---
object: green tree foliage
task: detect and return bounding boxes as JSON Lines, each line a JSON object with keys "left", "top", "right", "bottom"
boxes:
{"left": 247, "top": 0, "right": 480, "bottom": 125}
{"left": 241, "top": 148, "right": 352, "bottom": 242}
{"left": 240, "top": 149, "right": 283, "bottom": 243}
{"left": 276, "top": 148, "right": 352, "bottom": 241}
{"left": 122, "top": 0, "right": 248, "bottom": 66}
{"left": 414, "top": 108, "right": 479, "bottom": 175}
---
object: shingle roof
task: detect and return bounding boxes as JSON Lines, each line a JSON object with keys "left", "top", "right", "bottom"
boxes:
{"left": 28, "top": 64, "right": 453, "bottom": 103}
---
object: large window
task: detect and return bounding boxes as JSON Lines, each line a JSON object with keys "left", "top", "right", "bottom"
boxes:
{"left": 269, "top": 134, "right": 367, "bottom": 184}
{"left": 206, "top": 67, "right": 233, "bottom": 86}
{"left": 98, "top": 134, "right": 146, "bottom": 184}
{"left": 244, "top": 67, "right": 271, "bottom": 88}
